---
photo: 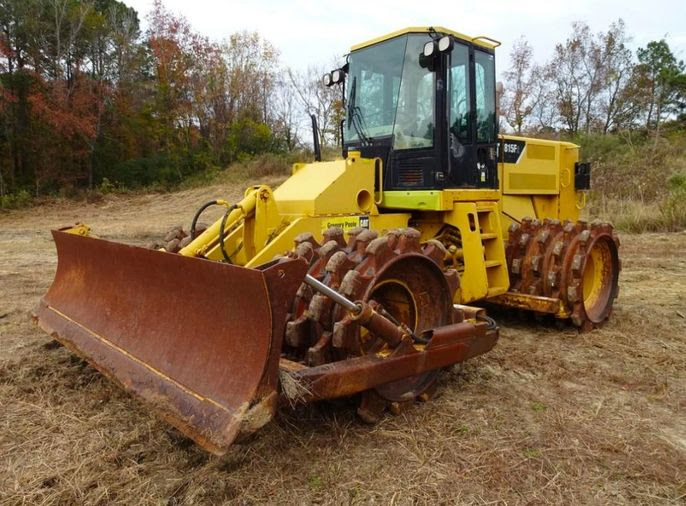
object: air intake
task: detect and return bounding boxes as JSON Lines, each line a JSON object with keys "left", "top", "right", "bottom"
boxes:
{"left": 397, "top": 160, "right": 424, "bottom": 187}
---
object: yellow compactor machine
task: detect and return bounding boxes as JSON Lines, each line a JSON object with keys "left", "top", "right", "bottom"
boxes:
{"left": 36, "top": 27, "right": 620, "bottom": 455}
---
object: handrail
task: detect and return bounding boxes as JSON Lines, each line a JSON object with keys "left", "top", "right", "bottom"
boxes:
{"left": 374, "top": 157, "right": 383, "bottom": 205}
{"left": 472, "top": 35, "right": 502, "bottom": 48}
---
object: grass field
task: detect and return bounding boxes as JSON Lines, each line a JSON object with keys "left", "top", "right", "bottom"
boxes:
{"left": 1, "top": 182, "right": 685, "bottom": 504}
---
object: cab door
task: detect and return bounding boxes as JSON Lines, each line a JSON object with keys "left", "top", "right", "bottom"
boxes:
{"left": 388, "top": 34, "right": 442, "bottom": 190}
{"left": 447, "top": 44, "right": 498, "bottom": 188}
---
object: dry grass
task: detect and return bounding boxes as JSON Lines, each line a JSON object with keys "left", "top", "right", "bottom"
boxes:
{"left": 1, "top": 184, "right": 685, "bottom": 505}
{"left": 586, "top": 198, "right": 668, "bottom": 233}
{"left": 579, "top": 130, "right": 686, "bottom": 233}
{"left": 586, "top": 194, "right": 686, "bottom": 234}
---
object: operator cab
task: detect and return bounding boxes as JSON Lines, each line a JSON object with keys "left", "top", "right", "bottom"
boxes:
{"left": 337, "top": 27, "right": 499, "bottom": 190}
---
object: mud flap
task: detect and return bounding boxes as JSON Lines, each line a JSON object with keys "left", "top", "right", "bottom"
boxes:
{"left": 34, "top": 231, "right": 308, "bottom": 455}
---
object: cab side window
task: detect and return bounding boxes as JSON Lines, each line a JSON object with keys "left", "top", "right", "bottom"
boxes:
{"left": 393, "top": 35, "right": 436, "bottom": 150}
{"left": 448, "top": 44, "right": 471, "bottom": 142}
{"left": 474, "top": 50, "right": 496, "bottom": 144}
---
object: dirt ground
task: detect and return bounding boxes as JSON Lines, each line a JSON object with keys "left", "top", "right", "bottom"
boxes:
{"left": 1, "top": 183, "right": 685, "bottom": 505}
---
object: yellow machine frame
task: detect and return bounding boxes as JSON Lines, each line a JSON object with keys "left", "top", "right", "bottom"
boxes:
{"left": 180, "top": 135, "right": 585, "bottom": 307}
{"left": 162, "top": 27, "right": 587, "bottom": 307}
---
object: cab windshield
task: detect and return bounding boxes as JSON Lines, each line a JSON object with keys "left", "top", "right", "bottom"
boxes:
{"left": 346, "top": 34, "right": 435, "bottom": 150}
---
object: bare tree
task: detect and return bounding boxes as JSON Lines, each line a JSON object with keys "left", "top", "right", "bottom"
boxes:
{"left": 596, "top": 20, "right": 637, "bottom": 132}
{"left": 288, "top": 65, "right": 342, "bottom": 147}
{"left": 501, "top": 37, "right": 541, "bottom": 134}
{"left": 271, "top": 75, "right": 301, "bottom": 150}
{"left": 548, "top": 22, "right": 597, "bottom": 134}
{"left": 46, "top": 0, "right": 92, "bottom": 85}
{"left": 544, "top": 19, "right": 647, "bottom": 135}
{"left": 223, "top": 31, "right": 279, "bottom": 125}
{"left": 528, "top": 66, "right": 558, "bottom": 133}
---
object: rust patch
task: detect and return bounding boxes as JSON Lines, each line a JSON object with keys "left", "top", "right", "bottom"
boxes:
{"left": 35, "top": 231, "right": 307, "bottom": 455}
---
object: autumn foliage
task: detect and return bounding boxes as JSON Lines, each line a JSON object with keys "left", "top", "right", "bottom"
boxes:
{"left": 499, "top": 20, "right": 685, "bottom": 136}
{"left": 0, "top": 0, "right": 314, "bottom": 200}
{"left": 1, "top": 3, "right": 684, "bottom": 207}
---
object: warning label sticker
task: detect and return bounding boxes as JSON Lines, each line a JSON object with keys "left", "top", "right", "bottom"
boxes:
{"left": 321, "top": 215, "right": 370, "bottom": 233}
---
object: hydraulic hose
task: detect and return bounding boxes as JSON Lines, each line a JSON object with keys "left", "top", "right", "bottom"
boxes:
{"left": 190, "top": 200, "right": 227, "bottom": 239}
{"left": 377, "top": 306, "right": 429, "bottom": 344}
{"left": 189, "top": 199, "right": 238, "bottom": 263}
{"left": 477, "top": 314, "right": 499, "bottom": 331}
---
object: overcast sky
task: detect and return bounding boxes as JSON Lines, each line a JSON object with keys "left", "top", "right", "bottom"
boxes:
{"left": 124, "top": 0, "right": 686, "bottom": 75}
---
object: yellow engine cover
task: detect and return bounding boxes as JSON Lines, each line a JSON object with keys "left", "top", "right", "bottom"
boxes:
{"left": 274, "top": 154, "right": 378, "bottom": 217}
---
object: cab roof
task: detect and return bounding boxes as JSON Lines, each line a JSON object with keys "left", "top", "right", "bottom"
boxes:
{"left": 350, "top": 26, "right": 501, "bottom": 52}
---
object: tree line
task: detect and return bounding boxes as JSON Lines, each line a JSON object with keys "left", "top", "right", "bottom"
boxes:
{"left": 0, "top": 0, "right": 340, "bottom": 199}
{"left": 1, "top": 2, "right": 684, "bottom": 201}
{"left": 500, "top": 19, "right": 685, "bottom": 136}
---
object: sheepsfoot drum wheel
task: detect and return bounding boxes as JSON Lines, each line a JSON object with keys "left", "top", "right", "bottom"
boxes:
{"left": 284, "top": 227, "right": 460, "bottom": 422}
{"left": 499, "top": 218, "right": 620, "bottom": 331}
{"left": 149, "top": 223, "right": 208, "bottom": 253}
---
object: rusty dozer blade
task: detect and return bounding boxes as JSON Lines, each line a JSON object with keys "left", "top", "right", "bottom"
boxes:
{"left": 34, "top": 231, "right": 308, "bottom": 455}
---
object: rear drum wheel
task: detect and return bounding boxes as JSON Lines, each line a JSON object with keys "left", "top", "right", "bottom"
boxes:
{"left": 569, "top": 228, "right": 620, "bottom": 329}
{"left": 505, "top": 218, "right": 620, "bottom": 330}
{"left": 582, "top": 236, "right": 617, "bottom": 322}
